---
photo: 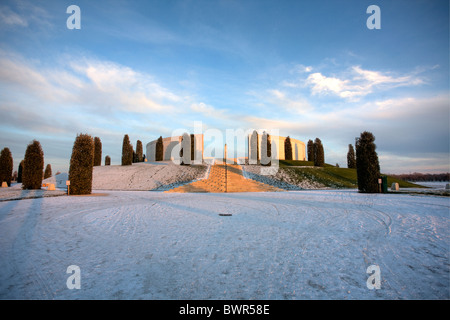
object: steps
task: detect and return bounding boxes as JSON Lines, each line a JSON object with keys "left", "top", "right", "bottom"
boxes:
{"left": 165, "top": 163, "right": 284, "bottom": 193}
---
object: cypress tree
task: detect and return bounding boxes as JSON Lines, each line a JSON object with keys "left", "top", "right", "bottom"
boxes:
{"left": 22, "top": 140, "right": 44, "bottom": 190}
{"left": 136, "top": 140, "right": 143, "bottom": 162}
{"left": 69, "top": 133, "right": 94, "bottom": 195}
{"left": 0, "top": 147, "right": 13, "bottom": 187}
{"left": 190, "top": 134, "right": 195, "bottom": 162}
{"left": 105, "top": 155, "right": 111, "bottom": 166}
{"left": 122, "top": 134, "right": 133, "bottom": 166}
{"left": 347, "top": 144, "right": 356, "bottom": 169}
{"left": 313, "top": 138, "right": 325, "bottom": 167}
{"left": 93, "top": 137, "right": 102, "bottom": 166}
{"left": 356, "top": 131, "right": 381, "bottom": 193}
{"left": 44, "top": 164, "right": 52, "bottom": 179}
{"left": 307, "top": 139, "right": 314, "bottom": 163}
{"left": 17, "top": 160, "right": 24, "bottom": 183}
{"left": 155, "top": 136, "right": 164, "bottom": 161}
{"left": 284, "top": 136, "right": 293, "bottom": 161}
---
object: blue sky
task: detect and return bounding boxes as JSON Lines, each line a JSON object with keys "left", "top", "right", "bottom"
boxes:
{"left": 0, "top": 0, "right": 448, "bottom": 174}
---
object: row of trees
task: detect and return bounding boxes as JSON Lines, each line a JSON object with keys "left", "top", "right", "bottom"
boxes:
{"left": 0, "top": 143, "right": 54, "bottom": 189}
{"left": 68, "top": 133, "right": 146, "bottom": 194}
{"left": 306, "top": 138, "right": 325, "bottom": 167}
{"left": 121, "top": 134, "right": 145, "bottom": 165}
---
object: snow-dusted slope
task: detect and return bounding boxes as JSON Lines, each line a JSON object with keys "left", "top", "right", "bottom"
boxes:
{"left": 40, "top": 162, "right": 209, "bottom": 191}
{"left": 92, "top": 162, "right": 209, "bottom": 191}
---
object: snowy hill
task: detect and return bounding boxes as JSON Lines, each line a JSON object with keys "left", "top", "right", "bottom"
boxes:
{"left": 42, "top": 162, "right": 209, "bottom": 191}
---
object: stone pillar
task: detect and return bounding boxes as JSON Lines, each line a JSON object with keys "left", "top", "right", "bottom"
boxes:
{"left": 146, "top": 141, "right": 157, "bottom": 162}
{"left": 260, "top": 132, "right": 271, "bottom": 166}
{"left": 180, "top": 133, "right": 191, "bottom": 165}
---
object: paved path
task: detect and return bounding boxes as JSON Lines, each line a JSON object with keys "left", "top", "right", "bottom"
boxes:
{"left": 165, "top": 164, "right": 284, "bottom": 193}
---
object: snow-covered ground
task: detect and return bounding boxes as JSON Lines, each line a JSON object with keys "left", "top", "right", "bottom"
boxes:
{"left": 413, "top": 181, "right": 449, "bottom": 190}
{"left": 0, "top": 189, "right": 448, "bottom": 299}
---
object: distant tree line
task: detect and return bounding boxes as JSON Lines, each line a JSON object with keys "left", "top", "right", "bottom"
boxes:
{"left": 388, "top": 172, "right": 449, "bottom": 182}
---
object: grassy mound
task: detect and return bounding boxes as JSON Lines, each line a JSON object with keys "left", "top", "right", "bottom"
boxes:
{"left": 277, "top": 161, "right": 424, "bottom": 189}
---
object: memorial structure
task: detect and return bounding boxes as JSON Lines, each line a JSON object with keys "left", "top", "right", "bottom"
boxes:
{"left": 248, "top": 131, "right": 306, "bottom": 163}
{"left": 146, "top": 134, "right": 204, "bottom": 164}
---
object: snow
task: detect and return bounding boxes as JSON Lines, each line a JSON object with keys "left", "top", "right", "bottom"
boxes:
{"left": 412, "top": 181, "right": 449, "bottom": 190}
{"left": 0, "top": 189, "right": 448, "bottom": 299}
{"left": 91, "top": 162, "right": 209, "bottom": 191}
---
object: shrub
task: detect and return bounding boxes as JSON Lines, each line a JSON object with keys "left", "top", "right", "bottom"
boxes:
{"left": 155, "top": 136, "right": 164, "bottom": 161}
{"left": 121, "top": 134, "right": 133, "bottom": 166}
{"left": 17, "top": 160, "right": 24, "bottom": 183}
{"left": 347, "top": 144, "right": 356, "bottom": 169}
{"left": 69, "top": 134, "right": 94, "bottom": 195}
{"left": 190, "top": 134, "right": 195, "bottom": 162}
{"left": 22, "top": 140, "right": 44, "bottom": 190}
{"left": 284, "top": 136, "right": 293, "bottom": 161}
{"left": 136, "top": 140, "right": 143, "bottom": 162}
{"left": 307, "top": 139, "right": 314, "bottom": 163}
{"left": 94, "top": 137, "right": 102, "bottom": 166}
{"left": 105, "top": 155, "right": 111, "bottom": 166}
{"left": 313, "top": 138, "right": 324, "bottom": 167}
{"left": 356, "top": 131, "right": 381, "bottom": 193}
{"left": 0, "top": 147, "right": 13, "bottom": 187}
{"left": 44, "top": 164, "right": 52, "bottom": 179}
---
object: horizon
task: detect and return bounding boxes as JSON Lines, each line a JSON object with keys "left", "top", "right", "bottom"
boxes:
{"left": 0, "top": 0, "right": 448, "bottom": 174}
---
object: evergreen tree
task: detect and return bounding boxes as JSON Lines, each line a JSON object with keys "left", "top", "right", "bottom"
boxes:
{"left": 17, "top": 160, "right": 24, "bottom": 183}
{"left": 0, "top": 147, "right": 13, "bottom": 187}
{"left": 313, "top": 138, "right": 325, "bottom": 167}
{"left": 356, "top": 131, "right": 381, "bottom": 193}
{"left": 190, "top": 134, "right": 195, "bottom": 163}
{"left": 347, "top": 144, "right": 356, "bottom": 169}
{"left": 69, "top": 134, "right": 94, "bottom": 195}
{"left": 284, "top": 136, "right": 293, "bottom": 161}
{"left": 121, "top": 134, "right": 133, "bottom": 165}
{"left": 155, "top": 136, "right": 164, "bottom": 161}
{"left": 105, "top": 155, "right": 111, "bottom": 166}
{"left": 307, "top": 139, "right": 314, "bottom": 163}
{"left": 44, "top": 164, "right": 52, "bottom": 179}
{"left": 22, "top": 140, "right": 44, "bottom": 190}
{"left": 93, "top": 137, "right": 102, "bottom": 166}
{"left": 136, "top": 140, "right": 143, "bottom": 162}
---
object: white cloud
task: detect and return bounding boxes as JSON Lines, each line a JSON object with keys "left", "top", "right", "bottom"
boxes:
{"left": 305, "top": 66, "right": 425, "bottom": 101}
{"left": 0, "top": 6, "right": 28, "bottom": 27}
{"left": 69, "top": 59, "right": 181, "bottom": 113}
{"left": 267, "top": 89, "right": 313, "bottom": 114}
{"left": 0, "top": 52, "right": 186, "bottom": 115}
{"left": 190, "top": 102, "right": 224, "bottom": 117}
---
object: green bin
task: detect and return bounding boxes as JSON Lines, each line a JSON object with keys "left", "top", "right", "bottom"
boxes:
{"left": 381, "top": 175, "right": 388, "bottom": 193}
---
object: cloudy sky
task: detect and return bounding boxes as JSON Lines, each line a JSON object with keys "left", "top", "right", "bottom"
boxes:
{"left": 0, "top": 0, "right": 448, "bottom": 174}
